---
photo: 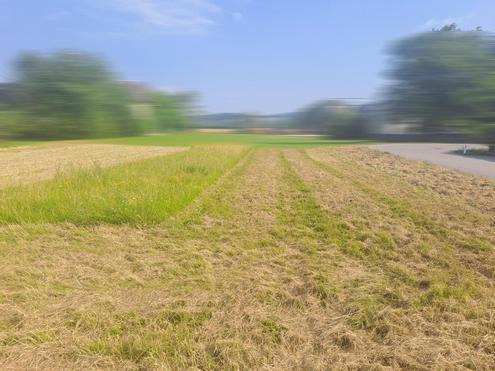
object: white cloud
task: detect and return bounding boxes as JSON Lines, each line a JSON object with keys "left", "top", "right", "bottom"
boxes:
{"left": 109, "top": 0, "right": 222, "bottom": 33}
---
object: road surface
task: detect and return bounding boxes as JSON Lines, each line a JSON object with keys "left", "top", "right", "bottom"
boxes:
{"left": 369, "top": 143, "right": 495, "bottom": 179}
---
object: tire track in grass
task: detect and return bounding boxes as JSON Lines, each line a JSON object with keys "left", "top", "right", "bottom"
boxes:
{"left": 122, "top": 147, "right": 327, "bottom": 369}
{"left": 282, "top": 149, "right": 495, "bottom": 369}
{"left": 170, "top": 148, "right": 405, "bottom": 369}
{"left": 164, "top": 148, "right": 379, "bottom": 369}
{"left": 278, "top": 150, "right": 434, "bottom": 369}
{"left": 271, "top": 151, "right": 387, "bottom": 368}
{"left": 183, "top": 148, "right": 294, "bottom": 368}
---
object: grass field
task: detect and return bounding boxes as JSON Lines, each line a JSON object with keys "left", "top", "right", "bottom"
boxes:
{"left": 0, "top": 146, "right": 244, "bottom": 224}
{"left": 0, "top": 137, "right": 494, "bottom": 369}
{"left": 0, "top": 140, "right": 44, "bottom": 148}
{"left": 95, "top": 132, "right": 369, "bottom": 148}
{"left": 1, "top": 132, "right": 367, "bottom": 149}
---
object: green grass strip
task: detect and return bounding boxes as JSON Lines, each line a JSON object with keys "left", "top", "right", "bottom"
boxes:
{"left": 95, "top": 132, "right": 371, "bottom": 148}
{"left": 0, "top": 145, "right": 248, "bottom": 225}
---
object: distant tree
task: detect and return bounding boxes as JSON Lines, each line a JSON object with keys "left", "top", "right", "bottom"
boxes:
{"left": 434, "top": 22, "right": 460, "bottom": 32}
{"left": 11, "top": 51, "right": 140, "bottom": 139}
{"left": 295, "top": 100, "right": 369, "bottom": 138}
{"left": 386, "top": 27, "right": 495, "bottom": 148}
{"left": 151, "top": 91, "right": 194, "bottom": 131}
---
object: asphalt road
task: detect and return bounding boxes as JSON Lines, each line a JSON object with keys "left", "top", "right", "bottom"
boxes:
{"left": 369, "top": 143, "right": 495, "bottom": 179}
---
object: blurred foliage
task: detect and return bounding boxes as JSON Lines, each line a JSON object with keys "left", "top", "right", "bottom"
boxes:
{"left": 0, "top": 51, "right": 194, "bottom": 140}
{"left": 278, "top": 24, "right": 495, "bottom": 145}
{"left": 151, "top": 91, "right": 194, "bottom": 132}
{"left": 386, "top": 25, "right": 495, "bottom": 143}
{"left": 3, "top": 28, "right": 495, "bottom": 145}
{"left": 9, "top": 51, "right": 140, "bottom": 139}
{"left": 293, "top": 100, "right": 370, "bottom": 139}
{"left": 0, "top": 111, "right": 20, "bottom": 139}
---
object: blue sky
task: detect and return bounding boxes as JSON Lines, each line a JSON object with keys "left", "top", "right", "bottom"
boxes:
{"left": 1, "top": 0, "right": 494, "bottom": 114}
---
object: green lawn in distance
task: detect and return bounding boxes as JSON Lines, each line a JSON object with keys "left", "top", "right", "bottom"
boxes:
{"left": 1, "top": 132, "right": 373, "bottom": 149}
{"left": 95, "top": 132, "right": 371, "bottom": 148}
{"left": 0, "top": 140, "right": 45, "bottom": 148}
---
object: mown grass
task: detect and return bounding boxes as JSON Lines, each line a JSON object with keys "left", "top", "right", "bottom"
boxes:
{"left": 0, "top": 145, "right": 247, "bottom": 225}
{"left": 0, "top": 134, "right": 362, "bottom": 226}
{"left": 1, "top": 147, "right": 495, "bottom": 369}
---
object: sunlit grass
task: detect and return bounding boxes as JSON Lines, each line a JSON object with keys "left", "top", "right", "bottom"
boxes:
{"left": 95, "top": 131, "right": 371, "bottom": 148}
{"left": 0, "top": 145, "right": 247, "bottom": 225}
{"left": 1, "top": 132, "right": 372, "bottom": 149}
{"left": 0, "top": 139, "right": 44, "bottom": 148}
{"left": 0, "top": 147, "right": 494, "bottom": 369}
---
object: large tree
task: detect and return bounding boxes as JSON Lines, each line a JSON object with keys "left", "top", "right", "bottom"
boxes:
{"left": 12, "top": 51, "right": 140, "bottom": 139}
{"left": 386, "top": 25, "right": 495, "bottom": 148}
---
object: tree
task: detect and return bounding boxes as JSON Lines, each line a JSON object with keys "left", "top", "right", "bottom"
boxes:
{"left": 295, "top": 100, "right": 369, "bottom": 138}
{"left": 434, "top": 22, "right": 460, "bottom": 32}
{"left": 386, "top": 27, "right": 495, "bottom": 147}
{"left": 151, "top": 91, "right": 194, "bottom": 131}
{"left": 11, "top": 51, "right": 140, "bottom": 139}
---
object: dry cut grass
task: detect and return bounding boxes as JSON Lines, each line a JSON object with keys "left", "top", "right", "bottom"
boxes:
{"left": 0, "top": 145, "right": 494, "bottom": 369}
{"left": 0, "top": 144, "right": 187, "bottom": 188}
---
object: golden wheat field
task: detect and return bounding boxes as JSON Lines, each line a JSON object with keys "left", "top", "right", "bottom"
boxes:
{"left": 0, "top": 143, "right": 494, "bottom": 369}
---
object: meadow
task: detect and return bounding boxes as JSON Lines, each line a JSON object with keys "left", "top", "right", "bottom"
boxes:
{"left": 0, "top": 133, "right": 494, "bottom": 369}
{"left": 1, "top": 132, "right": 367, "bottom": 150}
{"left": 0, "top": 139, "right": 47, "bottom": 148}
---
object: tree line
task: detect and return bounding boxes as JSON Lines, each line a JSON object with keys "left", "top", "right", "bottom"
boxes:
{"left": 2, "top": 25, "right": 495, "bottom": 148}
{"left": 0, "top": 51, "right": 193, "bottom": 140}
{"left": 291, "top": 24, "right": 495, "bottom": 149}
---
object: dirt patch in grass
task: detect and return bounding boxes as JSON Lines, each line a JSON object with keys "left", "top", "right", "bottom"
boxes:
{"left": 0, "top": 144, "right": 187, "bottom": 188}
